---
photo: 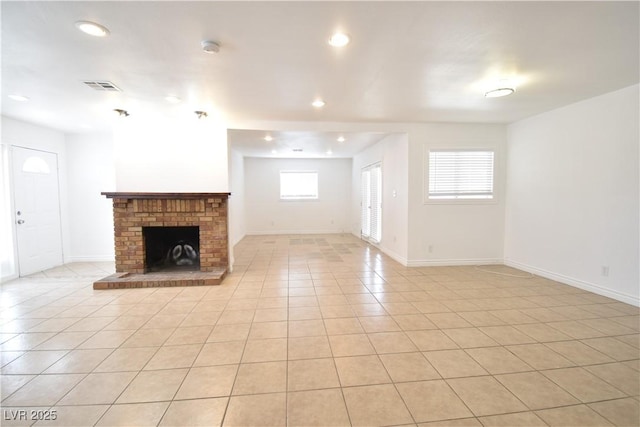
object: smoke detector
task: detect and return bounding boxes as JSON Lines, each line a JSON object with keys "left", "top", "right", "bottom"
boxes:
{"left": 201, "top": 40, "right": 220, "bottom": 54}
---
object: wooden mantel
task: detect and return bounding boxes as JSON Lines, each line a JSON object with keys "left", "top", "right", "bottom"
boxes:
{"left": 101, "top": 192, "right": 231, "bottom": 200}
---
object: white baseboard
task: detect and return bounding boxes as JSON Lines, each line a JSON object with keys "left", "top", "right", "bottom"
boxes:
{"left": 379, "top": 246, "right": 409, "bottom": 266}
{"left": 230, "top": 233, "right": 246, "bottom": 248}
{"left": 1, "top": 273, "right": 19, "bottom": 283}
{"left": 505, "top": 259, "right": 640, "bottom": 307}
{"left": 64, "top": 255, "right": 115, "bottom": 263}
{"left": 347, "top": 233, "right": 499, "bottom": 269}
{"left": 246, "top": 229, "right": 346, "bottom": 236}
{"left": 346, "top": 233, "right": 408, "bottom": 265}
{"left": 407, "top": 258, "right": 503, "bottom": 267}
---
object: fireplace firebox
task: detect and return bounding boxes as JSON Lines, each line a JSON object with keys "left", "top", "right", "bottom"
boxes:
{"left": 144, "top": 226, "right": 200, "bottom": 272}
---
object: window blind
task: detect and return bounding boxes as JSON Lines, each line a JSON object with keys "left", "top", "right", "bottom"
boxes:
{"left": 370, "top": 165, "right": 382, "bottom": 242}
{"left": 361, "top": 169, "right": 371, "bottom": 238}
{"left": 361, "top": 164, "right": 382, "bottom": 243}
{"left": 428, "top": 150, "right": 494, "bottom": 199}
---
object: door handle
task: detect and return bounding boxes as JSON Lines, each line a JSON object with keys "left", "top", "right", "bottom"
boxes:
{"left": 16, "top": 219, "right": 25, "bottom": 225}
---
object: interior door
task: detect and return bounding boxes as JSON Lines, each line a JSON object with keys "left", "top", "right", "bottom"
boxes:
{"left": 12, "top": 146, "right": 63, "bottom": 275}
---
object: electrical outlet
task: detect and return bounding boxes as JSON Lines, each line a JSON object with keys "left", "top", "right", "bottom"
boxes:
{"left": 601, "top": 266, "right": 609, "bottom": 277}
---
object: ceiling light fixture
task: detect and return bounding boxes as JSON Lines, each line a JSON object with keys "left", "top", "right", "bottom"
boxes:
{"left": 328, "top": 32, "right": 350, "bottom": 47}
{"left": 326, "top": 150, "right": 333, "bottom": 155}
{"left": 75, "top": 20, "right": 110, "bottom": 37}
{"left": 195, "top": 110, "right": 208, "bottom": 119}
{"left": 312, "top": 99, "right": 326, "bottom": 108}
{"left": 8, "top": 94, "right": 29, "bottom": 102}
{"left": 271, "top": 149, "right": 277, "bottom": 154}
{"left": 201, "top": 40, "right": 220, "bottom": 54}
{"left": 264, "top": 135, "right": 273, "bottom": 142}
{"left": 485, "top": 87, "right": 515, "bottom": 98}
{"left": 165, "top": 95, "right": 181, "bottom": 103}
{"left": 337, "top": 136, "right": 345, "bottom": 142}
{"left": 113, "top": 108, "right": 129, "bottom": 117}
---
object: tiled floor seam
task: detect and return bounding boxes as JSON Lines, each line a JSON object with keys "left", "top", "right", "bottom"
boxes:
{"left": 379, "top": 355, "right": 420, "bottom": 426}
{"left": 217, "top": 273, "right": 258, "bottom": 427}
{"left": 324, "top": 313, "right": 355, "bottom": 427}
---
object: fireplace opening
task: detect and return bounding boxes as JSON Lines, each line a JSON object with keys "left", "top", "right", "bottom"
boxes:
{"left": 143, "top": 226, "right": 200, "bottom": 272}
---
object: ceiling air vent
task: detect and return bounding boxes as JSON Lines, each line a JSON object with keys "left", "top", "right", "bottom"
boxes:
{"left": 292, "top": 148, "right": 303, "bottom": 152}
{"left": 83, "top": 81, "right": 121, "bottom": 91}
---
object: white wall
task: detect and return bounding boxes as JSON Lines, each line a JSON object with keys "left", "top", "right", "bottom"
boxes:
{"left": 113, "top": 118, "right": 229, "bottom": 192}
{"left": 1, "top": 116, "right": 69, "bottom": 279}
{"left": 245, "top": 157, "right": 351, "bottom": 234}
{"left": 505, "top": 84, "right": 639, "bottom": 305}
{"left": 228, "top": 149, "right": 246, "bottom": 257}
{"left": 234, "top": 120, "right": 506, "bottom": 267}
{"left": 65, "top": 133, "right": 116, "bottom": 262}
{"left": 407, "top": 123, "right": 507, "bottom": 265}
{"left": 352, "top": 134, "right": 409, "bottom": 263}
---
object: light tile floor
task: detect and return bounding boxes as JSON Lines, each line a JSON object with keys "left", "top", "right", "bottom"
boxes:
{"left": 1, "top": 234, "right": 639, "bottom": 426}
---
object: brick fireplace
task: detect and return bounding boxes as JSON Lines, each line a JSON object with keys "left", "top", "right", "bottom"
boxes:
{"left": 94, "top": 192, "right": 230, "bottom": 289}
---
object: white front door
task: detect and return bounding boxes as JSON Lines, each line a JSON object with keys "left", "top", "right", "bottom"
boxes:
{"left": 12, "top": 146, "right": 63, "bottom": 276}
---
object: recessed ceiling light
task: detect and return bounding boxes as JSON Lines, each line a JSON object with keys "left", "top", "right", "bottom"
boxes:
{"left": 312, "top": 99, "right": 326, "bottom": 108}
{"left": 328, "top": 32, "right": 350, "bottom": 47}
{"left": 271, "top": 149, "right": 277, "bottom": 154}
{"left": 337, "top": 136, "right": 345, "bottom": 143}
{"left": 326, "top": 150, "right": 333, "bottom": 155}
{"left": 8, "top": 94, "right": 29, "bottom": 102}
{"left": 264, "top": 135, "right": 273, "bottom": 142}
{"left": 75, "top": 20, "right": 110, "bottom": 37}
{"left": 165, "top": 95, "right": 181, "bottom": 103}
{"left": 485, "top": 87, "right": 515, "bottom": 98}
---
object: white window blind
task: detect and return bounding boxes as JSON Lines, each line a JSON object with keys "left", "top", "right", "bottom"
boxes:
{"left": 361, "top": 164, "right": 382, "bottom": 243}
{"left": 428, "top": 150, "right": 494, "bottom": 200}
{"left": 361, "top": 170, "right": 371, "bottom": 238}
{"left": 280, "top": 171, "right": 318, "bottom": 200}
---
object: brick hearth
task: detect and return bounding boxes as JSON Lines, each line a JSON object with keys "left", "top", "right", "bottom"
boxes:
{"left": 95, "top": 192, "right": 230, "bottom": 289}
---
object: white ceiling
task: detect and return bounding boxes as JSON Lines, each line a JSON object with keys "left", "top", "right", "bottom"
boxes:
{"left": 2, "top": 1, "right": 638, "bottom": 157}
{"left": 228, "top": 129, "right": 391, "bottom": 158}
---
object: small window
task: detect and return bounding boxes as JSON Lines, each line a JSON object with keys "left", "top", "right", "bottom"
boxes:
{"left": 280, "top": 171, "right": 318, "bottom": 200}
{"left": 22, "top": 156, "right": 51, "bottom": 174}
{"left": 427, "top": 150, "right": 494, "bottom": 200}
